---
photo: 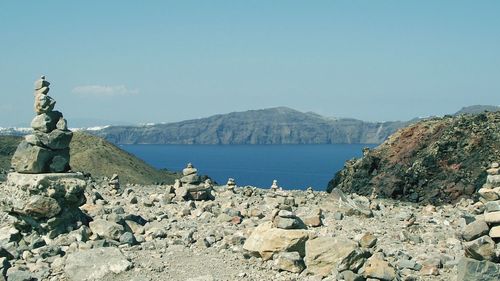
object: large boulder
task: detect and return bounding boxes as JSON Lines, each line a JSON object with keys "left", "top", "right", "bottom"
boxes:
{"left": 243, "top": 221, "right": 310, "bottom": 260}
{"left": 456, "top": 257, "right": 500, "bottom": 281}
{"left": 64, "top": 248, "right": 132, "bottom": 281}
{"left": 1, "top": 173, "right": 87, "bottom": 235}
{"left": 304, "top": 236, "right": 368, "bottom": 277}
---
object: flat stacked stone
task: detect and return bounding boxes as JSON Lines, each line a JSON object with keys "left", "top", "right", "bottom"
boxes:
{"left": 174, "top": 163, "right": 214, "bottom": 201}
{"left": 457, "top": 162, "right": 500, "bottom": 280}
{"left": 11, "top": 76, "right": 73, "bottom": 173}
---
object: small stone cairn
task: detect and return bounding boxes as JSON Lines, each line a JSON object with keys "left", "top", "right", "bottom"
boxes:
{"left": 226, "top": 178, "right": 236, "bottom": 192}
{"left": 174, "top": 163, "right": 214, "bottom": 201}
{"left": 11, "top": 76, "right": 72, "bottom": 173}
{"left": 457, "top": 162, "right": 500, "bottom": 280}
{"left": 108, "top": 174, "right": 120, "bottom": 191}
{"left": 270, "top": 179, "right": 280, "bottom": 192}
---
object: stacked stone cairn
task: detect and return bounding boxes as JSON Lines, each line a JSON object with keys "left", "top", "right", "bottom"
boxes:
{"left": 1, "top": 76, "right": 88, "bottom": 239}
{"left": 108, "top": 174, "right": 120, "bottom": 191}
{"left": 174, "top": 163, "right": 215, "bottom": 201}
{"left": 11, "top": 76, "right": 72, "bottom": 173}
{"left": 226, "top": 178, "right": 236, "bottom": 192}
{"left": 458, "top": 162, "right": 500, "bottom": 280}
{"left": 270, "top": 179, "right": 280, "bottom": 192}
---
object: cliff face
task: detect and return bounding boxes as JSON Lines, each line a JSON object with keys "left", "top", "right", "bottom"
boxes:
{"left": 327, "top": 112, "right": 500, "bottom": 204}
{"left": 90, "top": 107, "right": 410, "bottom": 144}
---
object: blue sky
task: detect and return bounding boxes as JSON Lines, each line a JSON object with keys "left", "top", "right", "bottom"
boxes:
{"left": 1, "top": 1, "right": 499, "bottom": 127}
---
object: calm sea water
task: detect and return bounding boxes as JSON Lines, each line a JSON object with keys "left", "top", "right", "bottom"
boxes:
{"left": 120, "top": 144, "right": 375, "bottom": 190}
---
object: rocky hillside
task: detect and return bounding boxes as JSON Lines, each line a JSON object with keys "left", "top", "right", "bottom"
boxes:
{"left": 454, "top": 105, "right": 500, "bottom": 115}
{"left": 89, "top": 107, "right": 410, "bottom": 144}
{"left": 0, "top": 135, "right": 22, "bottom": 176}
{"left": 0, "top": 132, "right": 178, "bottom": 184}
{"left": 327, "top": 112, "right": 500, "bottom": 204}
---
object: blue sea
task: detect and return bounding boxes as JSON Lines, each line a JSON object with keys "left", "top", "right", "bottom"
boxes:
{"left": 120, "top": 144, "right": 375, "bottom": 190}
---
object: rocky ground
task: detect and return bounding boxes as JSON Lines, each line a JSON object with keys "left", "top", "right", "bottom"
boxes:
{"left": 2, "top": 173, "right": 494, "bottom": 281}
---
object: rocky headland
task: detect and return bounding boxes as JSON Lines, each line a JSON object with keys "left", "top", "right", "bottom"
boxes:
{"left": 328, "top": 112, "right": 500, "bottom": 204}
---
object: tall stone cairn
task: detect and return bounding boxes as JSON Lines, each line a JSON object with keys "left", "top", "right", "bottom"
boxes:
{"left": 11, "top": 76, "right": 73, "bottom": 173}
{"left": 457, "top": 162, "right": 500, "bottom": 281}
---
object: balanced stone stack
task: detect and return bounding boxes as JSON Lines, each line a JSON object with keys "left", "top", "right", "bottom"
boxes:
{"left": 457, "top": 162, "right": 500, "bottom": 280}
{"left": 0, "top": 76, "right": 87, "bottom": 238}
{"left": 174, "top": 163, "right": 214, "bottom": 201}
{"left": 226, "top": 178, "right": 236, "bottom": 192}
{"left": 11, "top": 76, "right": 72, "bottom": 173}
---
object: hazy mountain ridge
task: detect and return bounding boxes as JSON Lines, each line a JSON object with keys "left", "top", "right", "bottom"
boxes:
{"left": 89, "top": 107, "right": 412, "bottom": 144}
{"left": 454, "top": 104, "right": 499, "bottom": 115}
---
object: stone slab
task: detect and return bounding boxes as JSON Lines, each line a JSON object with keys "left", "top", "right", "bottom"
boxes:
{"left": 6, "top": 172, "right": 84, "bottom": 190}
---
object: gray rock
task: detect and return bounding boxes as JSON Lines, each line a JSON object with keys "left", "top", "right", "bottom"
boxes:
{"left": 24, "top": 195, "right": 61, "bottom": 218}
{"left": 274, "top": 251, "right": 305, "bottom": 273}
{"left": 64, "top": 247, "right": 132, "bottom": 281}
{"left": 49, "top": 150, "right": 70, "bottom": 173}
{"left": 11, "top": 141, "right": 52, "bottom": 173}
{"left": 363, "top": 254, "right": 398, "bottom": 281}
{"left": 464, "top": 235, "right": 496, "bottom": 261}
{"left": 30, "top": 111, "right": 62, "bottom": 133}
{"left": 181, "top": 174, "right": 201, "bottom": 185}
{"left": 484, "top": 200, "right": 500, "bottom": 213}
{"left": 330, "top": 189, "right": 373, "bottom": 218}
{"left": 398, "top": 259, "right": 422, "bottom": 271}
{"left": 119, "top": 232, "right": 136, "bottom": 245}
{"left": 34, "top": 76, "right": 50, "bottom": 90}
{"left": 304, "top": 237, "right": 360, "bottom": 277}
{"left": 273, "top": 216, "right": 306, "bottom": 230}
{"left": 6, "top": 268, "right": 33, "bottom": 281}
{"left": 338, "top": 270, "right": 364, "bottom": 281}
{"left": 456, "top": 257, "right": 500, "bottom": 281}
{"left": 34, "top": 129, "right": 73, "bottom": 150}
{"left": 182, "top": 163, "right": 198, "bottom": 176}
{"left": 359, "top": 232, "right": 377, "bottom": 248}
{"left": 461, "top": 219, "right": 490, "bottom": 241}
{"left": 56, "top": 118, "right": 68, "bottom": 130}
{"left": 34, "top": 94, "right": 56, "bottom": 114}
{"left": 89, "top": 219, "right": 124, "bottom": 240}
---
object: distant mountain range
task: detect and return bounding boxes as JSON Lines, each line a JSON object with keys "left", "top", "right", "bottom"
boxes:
{"left": 89, "top": 107, "right": 413, "bottom": 144}
{"left": 2, "top": 105, "right": 497, "bottom": 145}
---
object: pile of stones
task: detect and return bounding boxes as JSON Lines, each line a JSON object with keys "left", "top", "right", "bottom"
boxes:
{"left": 458, "top": 162, "right": 500, "bottom": 280}
{"left": 11, "top": 76, "right": 72, "bottom": 173}
{"left": 0, "top": 76, "right": 92, "bottom": 280}
{"left": 174, "top": 163, "right": 215, "bottom": 201}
